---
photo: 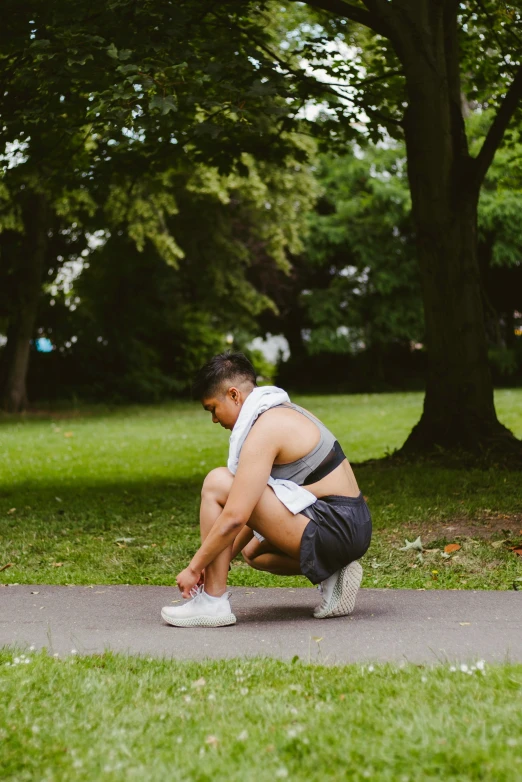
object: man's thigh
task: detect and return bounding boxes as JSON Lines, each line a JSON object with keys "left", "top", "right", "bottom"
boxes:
{"left": 247, "top": 485, "right": 310, "bottom": 560}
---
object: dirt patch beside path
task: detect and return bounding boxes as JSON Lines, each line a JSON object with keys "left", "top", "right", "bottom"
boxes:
{"left": 382, "top": 514, "right": 522, "bottom": 545}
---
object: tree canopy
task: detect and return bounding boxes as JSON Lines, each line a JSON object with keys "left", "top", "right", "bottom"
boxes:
{"left": 2, "top": 0, "right": 522, "bottom": 460}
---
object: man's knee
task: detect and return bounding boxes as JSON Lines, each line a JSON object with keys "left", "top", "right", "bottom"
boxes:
{"left": 242, "top": 550, "right": 265, "bottom": 570}
{"left": 201, "top": 467, "right": 234, "bottom": 503}
{"left": 242, "top": 539, "right": 266, "bottom": 570}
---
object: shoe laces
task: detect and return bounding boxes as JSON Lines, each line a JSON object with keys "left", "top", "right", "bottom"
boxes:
{"left": 188, "top": 585, "right": 204, "bottom": 600}
{"left": 187, "top": 586, "right": 231, "bottom": 602}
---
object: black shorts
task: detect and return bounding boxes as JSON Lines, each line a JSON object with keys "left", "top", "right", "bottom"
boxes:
{"left": 299, "top": 493, "right": 372, "bottom": 584}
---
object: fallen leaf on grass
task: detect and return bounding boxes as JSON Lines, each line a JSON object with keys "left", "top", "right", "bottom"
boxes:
{"left": 205, "top": 736, "right": 219, "bottom": 747}
{"left": 192, "top": 677, "right": 206, "bottom": 688}
{"left": 444, "top": 544, "right": 461, "bottom": 554}
{"left": 52, "top": 562, "right": 64, "bottom": 567}
{"left": 491, "top": 539, "right": 508, "bottom": 548}
{"left": 0, "top": 563, "right": 13, "bottom": 572}
{"left": 399, "top": 536, "right": 423, "bottom": 552}
{"left": 64, "top": 431, "right": 74, "bottom": 438}
{"left": 511, "top": 548, "right": 522, "bottom": 557}
{"left": 7, "top": 508, "right": 16, "bottom": 514}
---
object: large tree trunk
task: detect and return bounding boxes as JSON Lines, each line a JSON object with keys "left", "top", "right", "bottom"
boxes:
{"left": 0, "top": 193, "right": 48, "bottom": 412}
{"left": 395, "top": 12, "right": 520, "bottom": 457}
{"left": 402, "top": 182, "right": 512, "bottom": 451}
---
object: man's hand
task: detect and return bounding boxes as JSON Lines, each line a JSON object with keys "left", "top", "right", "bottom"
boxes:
{"left": 176, "top": 565, "right": 201, "bottom": 599}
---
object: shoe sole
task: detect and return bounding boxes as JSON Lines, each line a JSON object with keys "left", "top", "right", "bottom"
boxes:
{"left": 314, "top": 561, "right": 363, "bottom": 619}
{"left": 161, "top": 610, "right": 237, "bottom": 628}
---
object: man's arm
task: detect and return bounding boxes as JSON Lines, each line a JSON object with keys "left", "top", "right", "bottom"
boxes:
{"left": 188, "top": 419, "right": 280, "bottom": 576}
{"left": 231, "top": 525, "right": 254, "bottom": 560}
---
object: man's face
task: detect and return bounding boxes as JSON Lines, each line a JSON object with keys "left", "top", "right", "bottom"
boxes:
{"left": 202, "top": 388, "right": 241, "bottom": 431}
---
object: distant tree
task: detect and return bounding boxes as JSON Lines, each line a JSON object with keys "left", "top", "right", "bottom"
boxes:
{"left": 30, "top": 153, "right": 317, "bottom": 401}
{"left": 303, "top": 144, "right": 421, "bottom": 357}
{"left": 475, "top": 119, "right": 522, "bottom": 369}
{"left": 0, "top": 0, "right": 304, "bottom": 410}
{"left": 267, "top": 130, "right": 521, "bottom": 385}
{"left": 253, "top": 141, "right": 418, "bottom": 357}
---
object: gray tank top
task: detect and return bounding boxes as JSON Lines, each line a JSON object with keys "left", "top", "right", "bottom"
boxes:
{"left": 268, "top": 402, "right": 337, "bottom": 484}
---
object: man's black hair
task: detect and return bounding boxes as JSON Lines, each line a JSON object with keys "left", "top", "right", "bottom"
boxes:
{"left": 191, "top": 351, "right": 257, "bottom": 400}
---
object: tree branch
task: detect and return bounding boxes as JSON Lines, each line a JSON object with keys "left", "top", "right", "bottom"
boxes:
{"left": 352, "top": 68, "right": 404, "bottom": 87}
{"left": 472, "top": 63, "right": 522, "bottom": 188}
{"left": 290, "top": 0, "right": 391, "bottom": 38}
{"left": 242, "top": 27, "right": 403, "bottom": 128}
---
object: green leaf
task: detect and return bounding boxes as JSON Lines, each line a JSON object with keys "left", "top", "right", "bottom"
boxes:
{"left": 106, "top": 43, "right": 118, "bottom": 59}
{"left": 116, "top": 64, "right": 139, "bottom": 76}
{"left": 68, "top": 54, "right": 94, "bottom": 66}
{"left": 148, "top": 95, "right": 177, "bottom": 115}
{"left": 30, "top": 39, "right": 51, "bottom": 49}
{"left": 161, "top": 95, "right": 177, "bottom": 115}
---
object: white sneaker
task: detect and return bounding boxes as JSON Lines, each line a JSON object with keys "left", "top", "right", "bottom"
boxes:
{"left": 313, "top": 561, "right": 363, "bottom": 619}
{"left": 161, "top": 586, "right": 236, "bottom": 628}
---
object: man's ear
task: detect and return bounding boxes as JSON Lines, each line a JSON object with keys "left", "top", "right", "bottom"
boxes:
{"left": 229, "top": 386, "right": 240, "bottom": 404}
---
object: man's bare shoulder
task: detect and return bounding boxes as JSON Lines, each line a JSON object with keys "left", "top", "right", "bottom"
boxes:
{"left": 245, "top": 408, "right": 293, "bottom": 443}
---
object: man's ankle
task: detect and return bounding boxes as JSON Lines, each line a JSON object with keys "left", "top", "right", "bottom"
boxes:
{"left": 203, "top": 588, "right": 227, "bottom": 599}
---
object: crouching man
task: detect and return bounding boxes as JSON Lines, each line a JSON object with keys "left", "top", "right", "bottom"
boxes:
{"left": 161, "top": 352, "right": 372, "bottom": 627}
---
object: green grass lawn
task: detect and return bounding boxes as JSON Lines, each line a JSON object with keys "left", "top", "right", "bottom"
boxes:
{"left": 1, "top": 390, "right": 521, "bottom": 590}
{"left": 1, "top": 651, "right": 521, "bottom": 781}
{"left": 2, "top": 394, "right": 522, "bottom": 782}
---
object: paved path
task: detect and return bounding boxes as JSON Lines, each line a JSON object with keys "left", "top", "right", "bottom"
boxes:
{"left": 1, "top": 585, "right": 521, "bottom": 665}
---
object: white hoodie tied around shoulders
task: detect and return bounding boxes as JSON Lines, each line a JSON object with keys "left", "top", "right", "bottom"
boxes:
{"left": 227, "top": 386, "right": 317, "bottom": 541}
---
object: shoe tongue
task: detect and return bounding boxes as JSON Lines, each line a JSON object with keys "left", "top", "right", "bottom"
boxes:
{"left": 322, "top": 571, "right": 339, "bottom": 602}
